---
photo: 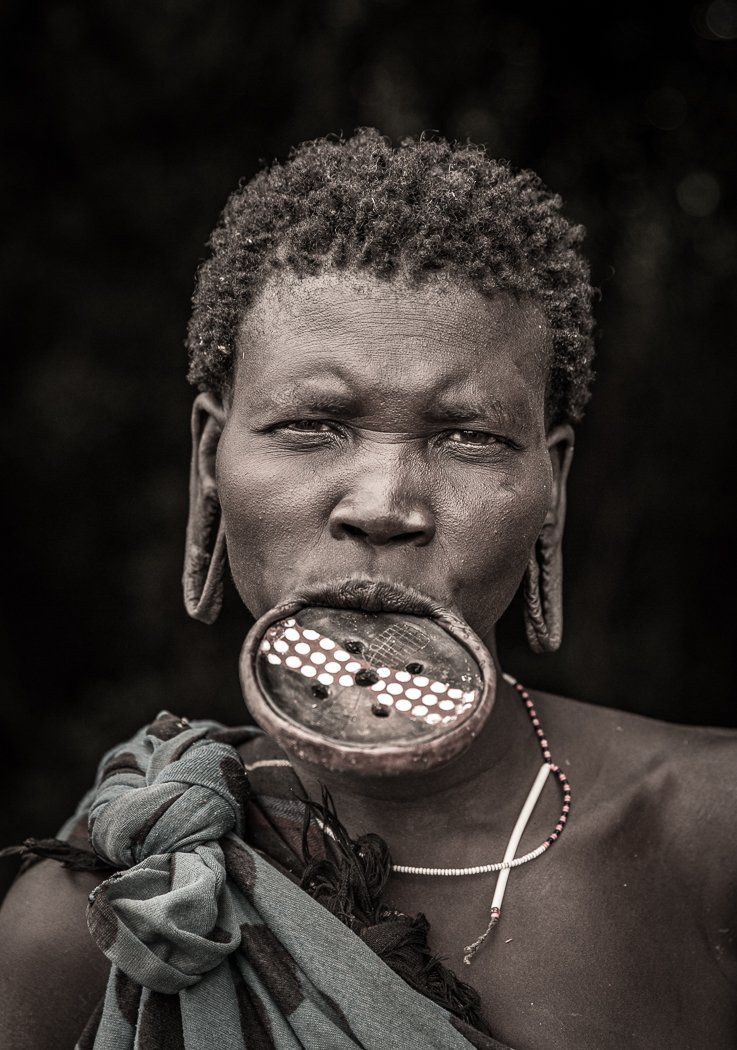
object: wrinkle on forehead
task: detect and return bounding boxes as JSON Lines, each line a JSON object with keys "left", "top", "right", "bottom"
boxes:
{"left": 233, "top": 270, "right": 552, "bottom": 428}
{"left": 240, "top": 269, "right": 550, "bottom": 365}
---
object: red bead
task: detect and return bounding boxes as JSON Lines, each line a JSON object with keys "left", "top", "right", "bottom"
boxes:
{"left": 512, "top": 679, "right": 572, "bottom": 861}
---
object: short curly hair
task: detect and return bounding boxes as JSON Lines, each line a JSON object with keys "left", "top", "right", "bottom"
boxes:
{"left": 187, "top": 129, "right": 595, "bottom": 424}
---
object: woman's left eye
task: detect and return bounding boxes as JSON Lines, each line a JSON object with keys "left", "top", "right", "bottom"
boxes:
{"left": 444, "top": 429, "right": 500, "bottom": 446}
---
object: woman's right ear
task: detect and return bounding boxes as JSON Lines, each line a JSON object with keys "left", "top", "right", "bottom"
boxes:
{"left": 182, "top": 392, "right": 228, "bottom": 624}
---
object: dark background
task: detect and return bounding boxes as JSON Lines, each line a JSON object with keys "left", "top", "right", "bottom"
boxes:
{"left": 2, "top": 1, "right": 736, "bottom": 879}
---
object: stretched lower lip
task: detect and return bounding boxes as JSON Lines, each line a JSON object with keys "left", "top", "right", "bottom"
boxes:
{"left": 293, "top": 576, "right": 445, "bottom": 617}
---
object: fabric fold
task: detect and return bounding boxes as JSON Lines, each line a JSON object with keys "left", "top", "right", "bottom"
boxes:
{"left": 56, "top": 711, "right": 513, "bottom": 1050}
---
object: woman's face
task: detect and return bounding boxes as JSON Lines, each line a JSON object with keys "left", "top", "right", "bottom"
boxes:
{"left": 215, "top": 270, "right": 570, "bottom": 646}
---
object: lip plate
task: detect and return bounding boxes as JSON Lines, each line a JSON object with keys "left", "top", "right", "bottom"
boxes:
{"left": 239, "top": 598, "right": 496, "bottom": 776}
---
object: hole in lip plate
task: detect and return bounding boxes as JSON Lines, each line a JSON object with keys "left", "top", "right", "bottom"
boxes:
{"left": 405, "top": 661, "right": 424, "bottom": 674}
{"left": 371, "top": 703, "right": 390, "bottom": 717}
{"left": 355, "top": 668, "right": 379, "bottom": 686}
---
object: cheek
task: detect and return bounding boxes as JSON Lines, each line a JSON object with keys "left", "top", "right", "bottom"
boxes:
{"left": 216, "top": 436, "right": 332, "bottom": 608}
{"left": 440, "top": 461, "right": 551, "bottom": 621}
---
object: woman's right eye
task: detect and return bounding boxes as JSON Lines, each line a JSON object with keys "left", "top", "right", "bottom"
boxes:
{"left": 282, "top": 419, "right": 335, "bottom": 433}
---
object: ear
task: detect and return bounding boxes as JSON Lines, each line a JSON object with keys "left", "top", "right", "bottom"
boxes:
{"left": 543, "top": 423, "right": 575, "bottom": 538}
{"left": 523, "top": 423, "right": 575, "bottom": 653}
{"left": 182, "top": 392, "right": 228, "bottom": 624}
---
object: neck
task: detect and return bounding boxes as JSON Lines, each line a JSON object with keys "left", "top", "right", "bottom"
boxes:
{"left": 287, "top": 669, "right": 544, "bottom": 861}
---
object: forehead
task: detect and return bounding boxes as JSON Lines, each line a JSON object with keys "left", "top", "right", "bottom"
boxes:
{"left": 235, "top": 270, "right": 551, "bottom": 413}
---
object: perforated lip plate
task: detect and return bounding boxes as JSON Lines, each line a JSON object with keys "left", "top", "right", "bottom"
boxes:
{"left": 239, "top": 603, "right": 496, "bottom": 775}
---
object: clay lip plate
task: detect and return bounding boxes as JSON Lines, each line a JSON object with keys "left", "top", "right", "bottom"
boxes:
{"left": 239, "top": 600, "right": 496, "bottom": 776}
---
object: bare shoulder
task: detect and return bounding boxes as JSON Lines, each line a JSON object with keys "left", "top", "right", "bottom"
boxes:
{"left": 536, "top": 689, "right": 737, "bottom": 908}
{"left": 0, "top": 860, "right": 111, "bottom": 1050}
{"left": 538, "top": 689, "right": 737, "bottom": 805}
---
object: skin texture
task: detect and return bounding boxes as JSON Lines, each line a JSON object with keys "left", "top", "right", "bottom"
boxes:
{"left": 2, "top": 269, "right": 736, "bottom": 1050}
{"left": 218, "top": 272, "right": 571, "bottom": 633}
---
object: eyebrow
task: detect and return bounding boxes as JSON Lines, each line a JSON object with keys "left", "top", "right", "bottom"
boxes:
{"left": 422, "top": 397, "right": 525, "bottom": 428}
{"left": 259, "top": 383, "right": 360, "bottom": 415}
{"left": 258, "top": 383, "right": 527, "bottom": 429}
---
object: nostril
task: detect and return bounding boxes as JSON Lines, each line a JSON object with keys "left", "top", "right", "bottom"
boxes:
{"left": 386, "top": 531, "right": 426, "bottom": 546}
{"left": 341, "top": 523, "right": 369, "bottom": 541}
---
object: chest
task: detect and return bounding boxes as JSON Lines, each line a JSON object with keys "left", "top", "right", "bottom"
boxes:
{"left": 383, "top": 836, "right": 736, "bottom": 1049}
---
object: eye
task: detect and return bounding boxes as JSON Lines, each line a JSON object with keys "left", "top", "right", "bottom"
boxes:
{"left": 281, "top": 419, "right": 337, "bottom": 434}
{"left": 444, "top": 429, "right": 501, "bottom": 446}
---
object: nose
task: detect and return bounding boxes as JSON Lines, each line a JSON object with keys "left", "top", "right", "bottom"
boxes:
{"left": 328, "top": 472, "right": 435, "bottom": 548}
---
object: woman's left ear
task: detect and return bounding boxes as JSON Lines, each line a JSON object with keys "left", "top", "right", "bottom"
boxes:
{"left": 183, "top": 392, "right": 228, "bottom": 624}
{"left": 523, "top": 424, "right": 575, "bottom": 653}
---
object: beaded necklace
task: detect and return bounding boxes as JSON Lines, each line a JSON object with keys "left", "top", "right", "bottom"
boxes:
{"left": 391, "top": 675, "right": 572, "bottom": 964}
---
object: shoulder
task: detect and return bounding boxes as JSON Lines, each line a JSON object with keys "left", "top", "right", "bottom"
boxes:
{"left": 539, "top": 689, "right": 737, "bottom": 806}
{"left": 536, "top": 690, "right": 737, "bottom": 911}
{"left": 0, "top": 860, "right": 111, "bottom": 1050}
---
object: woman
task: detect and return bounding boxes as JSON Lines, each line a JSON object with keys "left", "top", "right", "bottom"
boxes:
{"left": 2, "top": 130, "right": 735, "bottom": 1050}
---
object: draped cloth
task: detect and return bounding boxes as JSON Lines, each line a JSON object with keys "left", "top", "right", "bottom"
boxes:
{"left": 49, "top": 712, "right": 512, "bottom": 1050}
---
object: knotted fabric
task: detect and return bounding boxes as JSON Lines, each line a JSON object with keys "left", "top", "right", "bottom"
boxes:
{"left": 52, "top": 712, "right": 512, "bottom": 1049}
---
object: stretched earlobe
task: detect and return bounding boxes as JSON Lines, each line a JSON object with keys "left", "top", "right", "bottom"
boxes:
{"left": 523, "top": 531, "right": 563, "bottom": 652}
{"left": 523, "top": 435, "right": 574, "bottom": 653}
{"left": 183, "top": 392, "right": 227, "bottom": 624}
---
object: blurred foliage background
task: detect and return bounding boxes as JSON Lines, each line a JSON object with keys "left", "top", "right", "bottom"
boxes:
{"left": 2, "top": 1, "right": 736, "bottom": 875}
